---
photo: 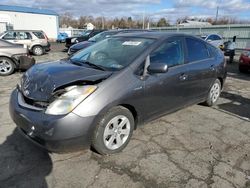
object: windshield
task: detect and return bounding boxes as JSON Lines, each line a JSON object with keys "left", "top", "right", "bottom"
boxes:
{"left": 0, "top": 31, "right": 7, "bottom": 37}
{"left": 70, "top": 37, "right": 155, "bottom": 71}
{"left": 81, "top": 30, "right": 92, "bottom": 36}
{"left": 88, "top": 31, "right": 116, "bottom": 42}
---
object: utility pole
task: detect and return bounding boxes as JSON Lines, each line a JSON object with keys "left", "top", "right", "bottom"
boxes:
{"left": 142, "top": 11, "right": 145, "bottom": 29}
{"left": 215, "top": 6, "right": 219, "bottom": 24}
{"left": 102, "top": 16, "right": 104, "bottom": 29}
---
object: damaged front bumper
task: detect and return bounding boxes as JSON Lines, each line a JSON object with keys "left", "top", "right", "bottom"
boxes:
{"left": 9, "top": 88, "right": 97, "bottom": 152}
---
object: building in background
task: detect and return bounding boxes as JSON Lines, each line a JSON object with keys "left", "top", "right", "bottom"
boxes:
{"left": 0, "top": 5, "right": 58, "bottom": 40}
{"left": 178, "top": 20, "right": 212, "bottom": 27}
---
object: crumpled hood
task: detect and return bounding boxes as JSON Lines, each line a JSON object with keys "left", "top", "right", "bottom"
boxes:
{"left": 21, "top": 60, "right": 112, "bottom": 102}
{"left": 71, "top": 41, "right": 94, "bottom": 50}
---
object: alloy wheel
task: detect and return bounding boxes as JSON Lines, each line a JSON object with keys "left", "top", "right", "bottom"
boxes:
{"left": 103, "top": 115, "right": 131, "bottom": 150}
{"left": 0, "top": 59, "right": 12, "bottom": 74}
{"left": 210, "top": 82, "right": 220, "bottom": 103}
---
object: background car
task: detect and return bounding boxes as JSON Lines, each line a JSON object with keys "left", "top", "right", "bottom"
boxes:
{"left": 68, "top": 29, "right": 152, "bottom": 56}
{"left": 0, "top": 30, "right": 50, "bottom": 56}
{"left": 57, "top": 32, "right": 69, "bottom": 43}
{"left": 200, "top": 33, "right": 223, "bottom": 48}
{"left": 239, "top": 49, "right": 250, "bottom": 73}
{"left": 65, "top": 29, "right": 106, "bottom": 48}
{"left": 0, "top": 39, "right": 35, "bottom": 76}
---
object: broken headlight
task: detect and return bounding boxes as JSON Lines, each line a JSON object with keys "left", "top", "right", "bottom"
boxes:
{"left": 45, "top": 85, "right": 97, "bottom": 115}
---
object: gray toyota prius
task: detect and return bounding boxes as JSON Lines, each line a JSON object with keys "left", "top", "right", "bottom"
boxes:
{"left": 9, "top": 32, "right": 227, "bottom": 155}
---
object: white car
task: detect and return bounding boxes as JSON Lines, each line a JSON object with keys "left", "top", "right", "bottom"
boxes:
{"left": 200, "top": 34, "right": 223, "bottom": 48}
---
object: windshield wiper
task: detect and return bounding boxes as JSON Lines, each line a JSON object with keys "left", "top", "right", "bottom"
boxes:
{"left": 70, "top": 59, "right": 105, "bottom": 71}
{"left": 83, "top": 60, "right": 106, "bottom": 71}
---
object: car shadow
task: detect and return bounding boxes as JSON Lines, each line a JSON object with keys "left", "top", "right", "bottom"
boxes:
{"left": 0, "top": 128, "right": 52, "bottom": 188}
{"left": 226, "top": 60, "right": 250, "bottom": 81}
{"left": 217, "top": 92, "right": 250, "bottom": 119}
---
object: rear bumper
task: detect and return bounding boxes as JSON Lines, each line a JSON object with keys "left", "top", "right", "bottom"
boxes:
{"left": 43, "top": 42, "right": 51, "bottom": 52}
{"left": 9, "top": 89, "right": 97, "bottom": 152}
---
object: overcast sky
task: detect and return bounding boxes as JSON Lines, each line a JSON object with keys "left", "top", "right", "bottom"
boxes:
{"left": 2, "top": 0, "right": 250, "bottom": 22}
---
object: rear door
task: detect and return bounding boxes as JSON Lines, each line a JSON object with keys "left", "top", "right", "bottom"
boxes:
{"left": 183, "top": 37, "right": 216, "bottom": 101}
{"left": 143, "top": 37, "right": 192, "bottom": 119}
{"left": 16, "top": 31, "right": 33, "bottom": 47}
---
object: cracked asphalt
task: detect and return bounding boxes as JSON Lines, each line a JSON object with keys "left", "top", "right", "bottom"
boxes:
{"left": 0, "top": 45, "right": 250, "bottom": 188}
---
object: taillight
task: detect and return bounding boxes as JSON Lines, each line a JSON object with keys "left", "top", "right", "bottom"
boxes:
{"left": 44, "top": 33, "right": 49, "bottom": 40}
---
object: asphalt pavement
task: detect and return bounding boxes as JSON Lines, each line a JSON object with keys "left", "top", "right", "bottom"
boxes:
{"left": 0, "top": 46, "right": 250, "bottom": 188}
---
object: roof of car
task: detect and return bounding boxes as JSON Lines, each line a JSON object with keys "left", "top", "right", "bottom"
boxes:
{"left": 200, "top": 33, "right": 221, "bottom": 37}
{"left": 102, "top": 29, "right": 151, "bottom": 34}
{"left": 0, "top": 5, "right": 58, "bottom": 16}
{"left": 114, "top": 32, "right": 192, "bottom": 39}
{"left": 4, "top": 30, "right": 44, "bottom": 32}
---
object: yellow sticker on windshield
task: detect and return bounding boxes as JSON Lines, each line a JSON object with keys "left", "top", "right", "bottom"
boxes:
{"left": 122, "top": 41, "right": 142, "bottom": 46}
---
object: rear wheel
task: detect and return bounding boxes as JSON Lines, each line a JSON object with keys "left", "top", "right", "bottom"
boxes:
{"left": 204, "top": 79, "right": 221, "bottom": 106}
{"left": 32, "top": 46, "right": 44, "bottom": 56}
{"left": 239, "top": 65, "right": 248, "bottom": 73}
{"left": 0, "top": 57, "right": 15, "bottom": 76}
{"left": 92, "top": 106, "right": 134, "bottom": 155}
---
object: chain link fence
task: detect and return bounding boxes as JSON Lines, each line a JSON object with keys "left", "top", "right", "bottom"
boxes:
{"left": 151, "top": 24, "right": 250, "bottom": 49}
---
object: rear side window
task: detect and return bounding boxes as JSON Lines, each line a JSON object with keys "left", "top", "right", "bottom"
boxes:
{"left": 186, "top": 38, "right": 210, "bottom": 62}
{"left": 212, "top": 35, "right": 221, "bottom": 40}
{"left": 207, "top": 35, "right": 221, "bottom": 41}
{"left": 18, "top": 32, "right": 32, "bottom": 40}
{"left": 150, "top": 38, "right": 184, "bottom": 67}
{"left": 33, "top": 32, "right": 45, "bottom": 39}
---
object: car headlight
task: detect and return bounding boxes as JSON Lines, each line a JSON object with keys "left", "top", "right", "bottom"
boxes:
{"left": 45, "top": 85, "right": 97, "bottom": 115}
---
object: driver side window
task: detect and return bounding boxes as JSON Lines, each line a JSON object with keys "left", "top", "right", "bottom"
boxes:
{"left": 3, "top": 31, "right": 17, "bottom": 40}
{"left": 150, "top": 39, "right": 184, "bottom": 68}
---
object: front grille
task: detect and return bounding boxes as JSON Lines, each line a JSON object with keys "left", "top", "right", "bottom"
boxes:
{"left": 22, "top": 95, "right": 49, "bottom": 108}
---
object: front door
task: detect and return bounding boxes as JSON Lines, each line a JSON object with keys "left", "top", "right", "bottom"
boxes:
{"left": 1, "top": 31, "right": 18, "bottom": 43}
{"left": 143, "top": 37, "right": 192, "bottom": 120}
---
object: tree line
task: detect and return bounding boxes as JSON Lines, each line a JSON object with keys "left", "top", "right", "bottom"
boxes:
{"left": 59, "top": 13, "right": 249, "bottom": 29}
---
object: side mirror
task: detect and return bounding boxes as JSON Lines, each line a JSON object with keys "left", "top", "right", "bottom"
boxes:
{"left": 147, "top": 63, "right": 168, "bottom": 74}
{"left": 207, "top": 39, "right": 212, "bottom": 42}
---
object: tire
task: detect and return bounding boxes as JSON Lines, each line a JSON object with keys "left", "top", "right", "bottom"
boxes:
{"left": 92, "top": 106, "right": 135, "bottom": 155}
{"left": 32, "top": 46, "right": 44, "bottom": 56}
{"left": 204, "top": 79, "right": 221, "bottom": 107}
{"left": 0, "top": 57, "right": 15, "bottom": 76}
{"left": 239, "top": 66, "right": 247, "bottom": 73}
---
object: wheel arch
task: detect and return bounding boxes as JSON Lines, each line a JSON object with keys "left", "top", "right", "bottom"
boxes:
{"left": 217, "top": 77, "right": 224, "bottom": 88}
{"left": 118, "top": 104, "right": 139, "bottom": 130}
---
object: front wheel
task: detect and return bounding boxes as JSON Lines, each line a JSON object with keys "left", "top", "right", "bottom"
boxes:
{"left": 0, "top": 57, "right": 15, "bottom": 76}
{"left": 204, "top": 79, "right": 221, "bottom": 106}
{"left": 32, "top": 46, "right": 44, "bottom": 56}
{"left": 92, "top": 106, "right": 134, "bottom": 155}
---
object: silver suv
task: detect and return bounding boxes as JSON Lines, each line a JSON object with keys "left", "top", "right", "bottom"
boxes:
{"left": 0, "top": 30, "right": 50, "bottom": 56}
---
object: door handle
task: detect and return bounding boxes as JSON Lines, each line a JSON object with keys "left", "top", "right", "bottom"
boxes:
{"left": 179, "top": 73, "right": 188, "bottom": 81}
